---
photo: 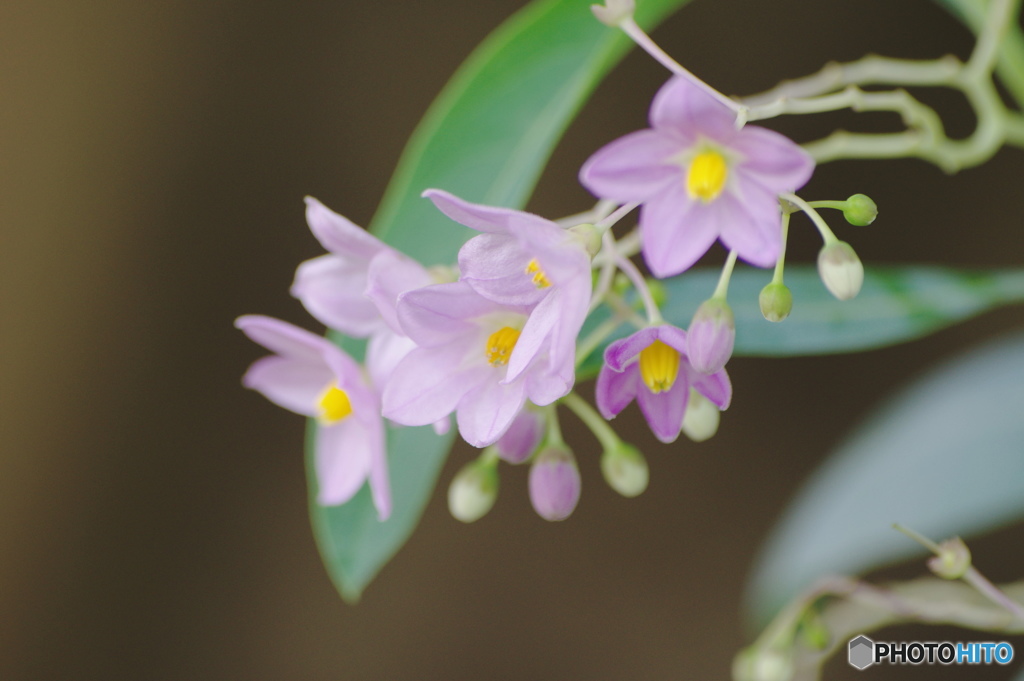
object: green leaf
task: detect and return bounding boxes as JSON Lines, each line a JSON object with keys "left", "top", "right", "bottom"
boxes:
{"left": 576, "top": 266, "right": 1024, "bottom": 378}
{"left": 308, "top": 0, "right": 696, "bottom": 603}
{"left": 746, "top": 331, "right": 1024, "bottom": 625}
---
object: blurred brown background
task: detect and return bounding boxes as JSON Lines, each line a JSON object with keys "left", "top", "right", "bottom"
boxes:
{"left": 2, "top": 0, "right": 1023, "bottom": 679}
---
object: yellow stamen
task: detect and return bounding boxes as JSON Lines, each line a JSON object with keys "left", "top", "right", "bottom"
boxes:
{"left": 485, "top": 326, "right": 521, "bottom": 367}
{"left": 638, "top": 340, "right": 680, "bottom": 394}
{"left": 686, "top": 150, "right": 728, "bottom": 202}
{"left": 525, "top": 259, "right": 552, "bottom": 288}
{"left": 317, "top": 383, "right": 353, "bottom": 424}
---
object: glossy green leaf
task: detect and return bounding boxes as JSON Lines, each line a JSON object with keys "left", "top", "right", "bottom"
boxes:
{"left": 308, "top": 0, "right": 696, "bottom": 603}
{"left": 746, "top": 331, "right": 1024, "bottom": 625}
{"left": 576, "top": 265, "right": 1024, "bottom": 378}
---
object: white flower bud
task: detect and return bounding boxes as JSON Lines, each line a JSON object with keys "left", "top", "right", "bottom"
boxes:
{"left": 591, "top": 0, "right": 635, "bottom": 27}
{"left": 681, "top": 390, "right": 720, "bottom": 442}
{"left": 817, "top": 240, "right": 863, "bottom": 301}
{"left": 600, "top": 443, "right": 648, "bottom": 497}
{"left": 448, "top": 458, "right": 498, "bottom": 523}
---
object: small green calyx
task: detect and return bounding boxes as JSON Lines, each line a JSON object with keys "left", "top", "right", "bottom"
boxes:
{"left": 927, "top": 537, "right": 972, "bottom": 580}
{"left": 843, "top": 194, "right": 878, "bottom": 226}
{"left": 759, "top": 282, "right": 793, "bottom": 322}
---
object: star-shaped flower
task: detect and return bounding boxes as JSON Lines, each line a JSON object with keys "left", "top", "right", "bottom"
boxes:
{"left": 580, "top": 76, "right": 814, "bottom": 277}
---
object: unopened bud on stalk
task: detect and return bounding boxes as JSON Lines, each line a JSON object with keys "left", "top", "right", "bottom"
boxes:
{"left": 817, "top": 241, "right": 863, "bottom": 301}
{"left": 591, "top": 0, "right": 635, "bottom": 26}
{"left": 681, "top": 390, "right": 720, "bottom": 442}
{"left": 759, "top": 282, "right": 793, "bottom": 322}
{"left": 686, "top": 298, "right": 735, "bottom": 374}
{"left": 495, "top": 409, "right": 543, "bottom": 465}
{"left": 927, "top": 537, "right": 972, "bottom": 580}
{"left": 448, "top": 458, "right": 498, "bottom": 523}
{"left": 600, "top": 443, "right": 648, "bottom": 497}
{"left": 528, "top": 446, "right": 581, "bottom": 521}
{"left": 842, "top": 194, "right": 878, "bottom": 226}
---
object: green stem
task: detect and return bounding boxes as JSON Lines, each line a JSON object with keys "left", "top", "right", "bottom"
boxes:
{"left": 712, "top": 250, "right": 739, "bottom": 300}
{"left": 781, "top": 192, "right": 838, "bottom": 244}
{"left": 543, "top": 404, "right": 565, "bottom": 447}
{"left": 562, "top": 392, "right": 621, "bottom": 452}
{"left": 771, "top": 213, "right": 790, "bottom": 285}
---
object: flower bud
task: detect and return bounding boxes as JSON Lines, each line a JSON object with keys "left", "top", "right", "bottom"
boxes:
{"left": 758, "top": 282, "right": 793, "bottom": 322}
{"left": 600, "top": 443, "right": 648, "bottom": 497}
{"left": 568, "top": 223, "right": 602, "bottom": 258}
{"left": 842, "top": 194, "right": 877, "bottom": 226}
{"left": 927, "top": 537, "right": 971, "bottom": 580}
{"left": 447, "top": 458, "right": 498, "bottom": 523}
{"left": 681, "top": 390, "right": 720, "bottom": 442}
{"left": 733, "top": 647, "right": 794, "bottom": 681}
{"left": 528, "top": 446, "right": 581, "bottom": 521}
{"left": 590, "top": 0, "right": 635, "bottom": 27}
{"left": 686, "top": 298, "right": 735, "bottom": 374}
{"left": 817, "top": 241, "right": 863, "bottom": 301}
{"left": 495, "top": 409, "right": 543, "bottom": 464}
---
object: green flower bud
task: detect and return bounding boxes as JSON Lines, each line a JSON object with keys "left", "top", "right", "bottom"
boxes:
{"left": 447, "top": 458, "right": 498, "bottom": 523}
{"left": 681, "top": 389, "right": 720, "bottom": 442}
{"left": 843, "top": 194, "right": 878, "bottom": 226}
{"left": 600, "top": 443, "right": 648, "bottom": 497}
{"left": 758, "top": 282, "right": 793, "bottom": 322}
{"left": 927, "top": 537, "right": 972, "bottom": 580}
{"left": 817, "top": 240, "right": 863, "bottom": 301}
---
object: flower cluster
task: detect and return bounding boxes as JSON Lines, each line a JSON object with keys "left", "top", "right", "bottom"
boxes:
{"left": 239, "top": 68, "right": 875, "bottom": 523}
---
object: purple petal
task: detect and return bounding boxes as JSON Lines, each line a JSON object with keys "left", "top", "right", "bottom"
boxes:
{"left": 596, "top": 364, "right": 640, "bottom": 419}
{"left": 291, "top": 254, "right": 382, "bottom": 337}
{"left": 717, "top": 182, "right": 783, "bottom": 268}
{"left": 382, "top": 340, "right": 485, "bottom": 427}
{"left": 650, "top": 76, "right": 738, "bottom": 142}
{"left": 733, "top": 126, "right": 815, "bottom": 192}
{"left": 579, "top": 129, "right": 681, "bottom": 202}
{"left": 235, "top": 314, "right": 331, "bottom": 363}
{"left": 459, "top": 233, "right": 547, "bottom": 307}
{"left": 364, "top": 415, "right": 391, "bottom": 520}
{"left": 456, "top": 376, "right": 528, "bottom": 448}
{"left": 365, "top": 250, "right": 433, "bottom": 334}
{"left": 639, "top": 184, "right": 720, "bottom": 278}
{"left": 305, "top": 197, "right": 385, "bottom": 259}
{"left": 528, "top": 448, "right": 581, "bottom": 522}
{"left": 604, "top": 327, "right": 660, "bottom": 371}
{"left": 396, "top": 282, "right": 504, "bottom": 347}
{"left": 506, "top": 293, "right": 559, "bottom": 383}
{"left": 424, "top": 188, "right": 549, "bottom": 235}
{"left": 686, "top": 365, "right": 732, "bottom": 410}
{"left": 524, "top": 365, "right": 573, "bottom": 406}
{"left": 636, "top": 374, "right": 690, "bottom": 443}
{"left": 653, "top": 324, "right": 688, "bottom": 353}
{"left": 365, "top": 330, "right": 416, "bottom": 390}
{"left": 314, "top": 420, "right": 371, "bottom": 506}
{"left": 241, "top": 355, "right": 331, "bottom": 416}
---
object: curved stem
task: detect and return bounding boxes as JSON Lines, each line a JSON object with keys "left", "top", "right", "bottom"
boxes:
{"left": 563, "top": 392, "right": 620, "bottom": 452}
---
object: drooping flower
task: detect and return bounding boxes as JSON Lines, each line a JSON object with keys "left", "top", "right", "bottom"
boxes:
{"left": 423, "top": 189, "right": 593, "bottom": 389}
{"left": 686, "top": 298, "right": 736, "bottom": 374}
{"left": 292, "top": 197, "right": 433, "bottom": 337}
{"left": 596, "top": 324, "right": 731, "bottom": 443}
{"left": 528, "top": 446, "right": 581, "bottom": 521}
{"left": 236, "top": 315, "right": 391, "bottom": 519}
{"left": 382, "top": 281, "right": 572, "bottom": 448}
{"left": 579, "top": 76, "right": 814, "bottom": 278}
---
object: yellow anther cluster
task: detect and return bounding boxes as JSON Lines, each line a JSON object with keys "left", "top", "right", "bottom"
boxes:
{"left": 686, "top": 150, "right": 728, "bottom": 202}
{"left": 638, "top": 340, "right": 680, "bottom": 393}
{"left": 525, "top": 259, "right": 552, "bottom": 289}
{"left": 317, "top": 384, "right": 353, "bottom": 424}
{"left": 485, "top": 326, "right": 521, "bottom": 366}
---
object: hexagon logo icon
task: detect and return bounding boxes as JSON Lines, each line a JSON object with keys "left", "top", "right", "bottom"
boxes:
{"left": 848, "top": 635, "right": 875, "bottom": 670}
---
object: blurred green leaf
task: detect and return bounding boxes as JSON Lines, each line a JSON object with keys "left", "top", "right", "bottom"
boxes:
{"left": 746, "top": 331, "right": 1024, "bottom": 625}
{"left": 308, "top": 0, "right": 696, "bottom": 603}
{"left": 576, "top": 265, "right": 1024, "bottom": 378}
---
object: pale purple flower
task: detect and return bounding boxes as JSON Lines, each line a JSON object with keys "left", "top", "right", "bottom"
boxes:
{"left": 580, "top": 76, "right": 814, "bottom": 278}
{"left": 495, "top": 409, "right": 544, "bottom": 464}
{"left": 423, "top": 189, "right": 592, "bottom": 386}
{"left": 528, "top": 446, "right": 581, "bottom": 521}
{"left": 596, "top": 325, "right": 731, "bottom": 443}
{"left": 686, "top": 298, "right": 736, "bottom": 374}
{"left": 382, "top": 281, "right": 572, "bottom": 448}
{"left": 236, "top": 315, "right": 391, "bottom": 519}
{"left": 292, "top": 197, "right": 432, "bottom": 337}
